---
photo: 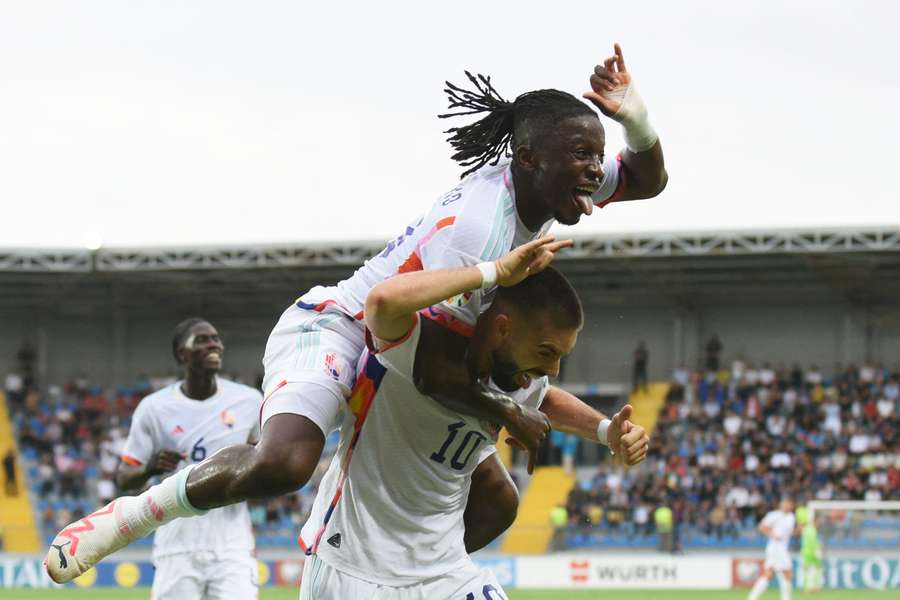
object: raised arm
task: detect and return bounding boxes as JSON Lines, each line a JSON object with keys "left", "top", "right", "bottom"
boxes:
{"left": 365, "top": 235, "right": 571, "bottom": 341}
{"left": 541, "top": 385, "right": 649, "bottom": 466}
{"left": 584, "top": 43, "right": 668, "bottom": 201}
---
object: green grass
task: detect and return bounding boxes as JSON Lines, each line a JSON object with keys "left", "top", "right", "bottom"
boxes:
{"left": 0, "top": 589, "right": 887, "bottom": 599}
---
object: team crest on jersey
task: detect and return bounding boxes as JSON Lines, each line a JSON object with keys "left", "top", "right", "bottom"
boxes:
{"left": 445, "top": 291, "right": 472, "bottom": 308}
{"left": 220, "top": 409, "right": 236, "bottom": 429}
{"left": 324, "top": 352, "right": 341, "bottom": 382}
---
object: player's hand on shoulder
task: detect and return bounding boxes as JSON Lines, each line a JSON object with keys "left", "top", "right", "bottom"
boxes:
{"left": 494, "top": 235, "right": 572, "bottom": 287}
{"left": 146, "top": 449, "right": 185, "bottom": 476}
{"left": 608, "top": 404, "right": 650, "bottom": 466}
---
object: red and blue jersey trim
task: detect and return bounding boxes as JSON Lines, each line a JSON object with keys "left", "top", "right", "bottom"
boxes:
{"left": 297, "top": 351, "right": 388, "bottom": 555}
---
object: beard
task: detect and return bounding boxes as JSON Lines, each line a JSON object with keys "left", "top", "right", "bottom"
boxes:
{"left": 490, "top": 348, "right": 523, "bottom": 392}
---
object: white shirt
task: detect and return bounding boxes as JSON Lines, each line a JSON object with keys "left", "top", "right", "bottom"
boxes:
{"left": 761, "top": 509, "right": 795, "bottom": 554}
{"left": 300, "top": 315, "right": 549, "bottom": 585}
{"left": 121, "top": 378, "right": 263, "bottom": 560}
{"left": 298, "top": 157, "right": 622, "bottom": 329}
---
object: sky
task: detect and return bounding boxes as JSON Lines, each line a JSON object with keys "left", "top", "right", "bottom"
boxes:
{"left": 1, "top": 1, "right": 898, "bottom": 249}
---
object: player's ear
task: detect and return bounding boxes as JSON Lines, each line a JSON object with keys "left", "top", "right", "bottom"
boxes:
{"left": 513, "top": 143, "right": 537, "bottom": 172}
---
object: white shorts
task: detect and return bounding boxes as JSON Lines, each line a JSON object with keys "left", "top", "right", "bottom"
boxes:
{"left": 261, "top": 302, "right": 366, "bottom": 435}
{"left": 764, "top": 546, "right": 793, "bottom": 572}
{"left": 152, "top": 551, "right": 259, "bottom": 600}
{"left": 300, "top": 554, "right": 508, "bottom": 600}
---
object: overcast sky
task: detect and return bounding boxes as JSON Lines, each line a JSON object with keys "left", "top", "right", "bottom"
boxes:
{"left": 2, "top": 1, "right": 898, "bottom": 249}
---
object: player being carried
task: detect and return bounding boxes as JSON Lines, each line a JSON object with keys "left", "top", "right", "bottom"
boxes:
{"left": 46, "top": 45, "right": 664, "bottom": 582}
{"left": 748, "top": 498, "right": 798, "bottom": 600}
{"left": 296, "top": 237, "right": 647, "bottom": 598}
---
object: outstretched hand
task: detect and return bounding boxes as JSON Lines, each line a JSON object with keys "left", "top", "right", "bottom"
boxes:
{"left": 607, "top": 404, "right": 650, "bottom": 466}
{"left": 494, "top": 235, "right": 573, "bottom": 288}
{"left": 583, "top": 43, "right": 632, "bottom": 118}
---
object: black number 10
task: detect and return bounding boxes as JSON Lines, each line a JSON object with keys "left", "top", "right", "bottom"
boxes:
{"left": 430, "top": 421, "right": 487, "bottom": 471}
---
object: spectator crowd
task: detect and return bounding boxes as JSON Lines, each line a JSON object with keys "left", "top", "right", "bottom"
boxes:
{"left": 559, "top": 361, "right": 900, "bottom": 550}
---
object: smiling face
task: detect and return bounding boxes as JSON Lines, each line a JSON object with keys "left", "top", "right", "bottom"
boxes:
{"left": 177, "top": 321, "right": 224, "bottom": 375}
{"left": 485, "top": 311, "right": 581, "bottom": 392}
{"left": 515, "top": 114, "right": 606, "bottom": 226}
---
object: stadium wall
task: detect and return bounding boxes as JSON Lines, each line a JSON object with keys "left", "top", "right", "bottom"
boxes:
{"left": 3, "top": 554, "right": 898, "bottom": 590}
{"left": 2, "top": 302, "right": 898, "bottom": 387}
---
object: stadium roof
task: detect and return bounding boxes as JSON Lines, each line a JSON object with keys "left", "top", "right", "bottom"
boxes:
{"left": 2, "top": 227, "right": 900, "bottom": 316}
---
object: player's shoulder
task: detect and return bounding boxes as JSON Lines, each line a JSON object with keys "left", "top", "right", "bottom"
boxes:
{"left": 134, "top": 383, "right": 180, "bottom": 409}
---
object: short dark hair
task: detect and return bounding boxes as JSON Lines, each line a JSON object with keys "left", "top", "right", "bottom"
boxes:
{"left": 439, "top": 72, "right": 599, "bottom": 178}
{"left": 171, "top": 317, "right": 208, "bottom": 364}
{"left": 493, "top": 266, "right": 583, "bottom": 330}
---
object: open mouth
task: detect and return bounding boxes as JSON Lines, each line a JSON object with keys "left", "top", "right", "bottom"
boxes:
{"left": 205, "top": 352, "right": 222, "bottom": 364}
{"left": 572, "top": 185, "right": 598, "bottom": 216}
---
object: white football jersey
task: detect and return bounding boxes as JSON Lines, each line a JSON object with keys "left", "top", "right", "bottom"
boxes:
{"left": 121, "top": 378, "right": 263, "bottom": 559}
{"left": 299, "top": 315, "right": 549, "bottom": 585}
{"left": 761, "top": 509, "right": 796, "bottom": 554}
{"left": 298, "top": 156, "right": 623, "bottom": 330}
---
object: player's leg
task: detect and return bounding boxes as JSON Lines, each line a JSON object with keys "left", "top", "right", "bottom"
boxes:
{"left": 464, "top": 454, "right": 518, "bottom": 553}
{"left": 204, "top": 551, "right": 259, "bottom": 600}
{"left": 151, "top": 554, "right": 205, "bottom": 600}
{"left": 748, "top": 567, "right": 773, "bottom": 600}
{"left": 775, "top": 568, "right": 792, "bottom": 600}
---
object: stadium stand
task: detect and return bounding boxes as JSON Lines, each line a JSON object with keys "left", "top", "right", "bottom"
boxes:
{"left": 3, "top": 372, "right": 335, "bottom": 548}
{"left": 556, "top": 362, "right": 900, "bottom": 551}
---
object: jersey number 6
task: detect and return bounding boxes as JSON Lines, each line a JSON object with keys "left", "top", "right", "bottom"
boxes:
{"left": 191, "top": 438, "right": 207, "bottom": 462}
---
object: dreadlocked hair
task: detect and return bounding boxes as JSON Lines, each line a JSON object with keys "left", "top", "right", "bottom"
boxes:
{"left": 439, "top": 72, "right": 597, "bottom": 178}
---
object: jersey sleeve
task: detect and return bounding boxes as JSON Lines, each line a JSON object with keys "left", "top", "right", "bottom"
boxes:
{"left": 369, "top": 313, "right": 423, "bottom": 383}
{"left": 121, "top": 399, "right": 159, "bottom": 466}
{"left": 247, "top": 390, "right": 264, "bottom": 444}
{"left": 592, "top": 154, "right": 627, "bottom": 207}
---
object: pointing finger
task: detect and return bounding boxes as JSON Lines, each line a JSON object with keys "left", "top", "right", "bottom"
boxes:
{"left": 614, "top": 43, "right": 627, "bottom": 72}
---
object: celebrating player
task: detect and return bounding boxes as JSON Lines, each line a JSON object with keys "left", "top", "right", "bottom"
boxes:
{"left": 113, "top": 318, "right": 263, "bottom": 599}
{"left": 748, "top": 498, "right": 798, "bottom": 600}
{"left": 297, "top": 237, "right": 647, "bottom": 599}
{"left": 46, "top": 45, "right": 664, "bottom": 582}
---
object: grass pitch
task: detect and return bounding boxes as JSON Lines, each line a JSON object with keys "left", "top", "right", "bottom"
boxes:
{"left": 0, "top": 589, "right": 884, "bottom": 599}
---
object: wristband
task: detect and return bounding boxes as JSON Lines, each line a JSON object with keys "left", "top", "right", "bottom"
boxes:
{"left": 475, "top": 261, "right": 497, "bottom": 290}
{"left": 610, "top": 81, "right": 658, "bottom": 153}
{"left": 597, "top": 418, "right": 612, "bottom": 446}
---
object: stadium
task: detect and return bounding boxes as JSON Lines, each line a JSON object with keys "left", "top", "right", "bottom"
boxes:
{"left": 2, "top": 228, "right": 898, "bottom": 598}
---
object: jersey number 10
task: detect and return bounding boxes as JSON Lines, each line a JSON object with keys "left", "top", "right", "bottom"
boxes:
{"left": 430, "top": 422, "right": 487, "bottom": 471}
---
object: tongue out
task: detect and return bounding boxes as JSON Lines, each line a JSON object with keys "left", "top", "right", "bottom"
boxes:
{"left": 575, "top": 193, "right": 594, "bottom": 216}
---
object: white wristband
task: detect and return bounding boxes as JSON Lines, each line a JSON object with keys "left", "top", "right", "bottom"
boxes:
{"left": 597, "top": 418, "right": 612, "bottom": 446}
{"left": 475, "top": 262, "right": 497, "bottom": 290}
{"left": 610, "top": 81, "right": 658, "bottom": 153}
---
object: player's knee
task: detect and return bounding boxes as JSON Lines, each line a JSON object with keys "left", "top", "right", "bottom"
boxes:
{"left": 252, "top": 414, "right": 326, "bottom": 494}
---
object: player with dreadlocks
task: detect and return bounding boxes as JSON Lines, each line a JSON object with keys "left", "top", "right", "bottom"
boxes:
{"left": 46, "top": 45, "right": 661, "bottom": 586}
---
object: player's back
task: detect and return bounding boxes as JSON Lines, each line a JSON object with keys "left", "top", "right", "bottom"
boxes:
{"left": 300, "top": 316, "right": 546, "bottom": 585}
{"left": 300, "top": 162, "right": 531, "bottom": 327}
{"left": 122, "top": 378, "right": 263, "bottom": 560}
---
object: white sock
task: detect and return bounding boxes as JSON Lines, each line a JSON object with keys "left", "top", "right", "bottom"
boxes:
{"left": 117, "top": 465, "right": 205, "bottom": 540}
{"left": 776, "top": 572, "right": 791, "bottom": 600}
{"left": 748, "top": 576, "right": 769, "bottom": 600}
